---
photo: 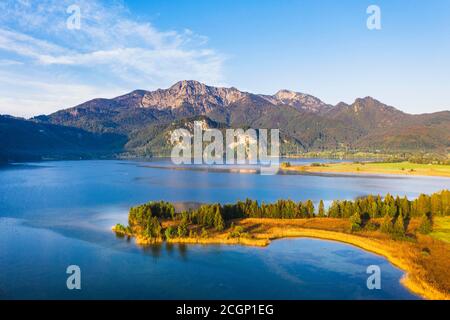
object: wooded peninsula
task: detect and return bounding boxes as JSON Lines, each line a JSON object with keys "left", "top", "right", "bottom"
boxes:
{"left": 113, "top": 190, "right": 450, "bottom": 300}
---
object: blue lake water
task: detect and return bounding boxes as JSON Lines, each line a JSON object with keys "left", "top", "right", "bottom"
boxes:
{"left": 1, "top": 160, "right": 449, "bottom": 299}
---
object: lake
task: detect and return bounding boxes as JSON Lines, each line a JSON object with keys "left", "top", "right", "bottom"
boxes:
{"left": 1, "top": 159, "right": 449, "bottom": 299}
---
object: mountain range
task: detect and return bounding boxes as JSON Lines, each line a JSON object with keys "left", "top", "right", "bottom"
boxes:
{"left": 1, "top": 80, "right": 449, "bottom": 162}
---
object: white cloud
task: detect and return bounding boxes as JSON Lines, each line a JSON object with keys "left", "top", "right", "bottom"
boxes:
{"left": 0, "top": 0, "right": 227, "bottom": 117}
{"left": 0, "top": 59, "right": 23, "bottom": 66}
{"left": 0, "top": 70, "right": 121, "bottom": 118}
{"left": 0, "top": 28, "right": 69, "bottom": 60}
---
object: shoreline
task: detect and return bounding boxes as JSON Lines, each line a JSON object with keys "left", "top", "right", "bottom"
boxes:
{"left": 113, "top": 220, "right": 450, "bottom": 300}
{"left": 5, "top": 158, "right": 450, "bottom": 179}
{"left": 282, "top": 162, "right": 450, "bottom": 178}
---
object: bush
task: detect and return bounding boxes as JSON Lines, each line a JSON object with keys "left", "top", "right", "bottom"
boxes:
{"left": 364, "top": 221, "right": 379, "bottom": 231}
{"left": 177, "top": 221, "right": 188, "bottom": 238}
{"left": 228, "top": 225, "right": 245, "bottom": 238}
{"left": 114, "top": 224, "right": 128, "bottom": 237}
{"left": 165, "top": 226, "right": 176, "bottom": 240}
{"left": 281, "top": 162, "right": 291, "bottom": 168}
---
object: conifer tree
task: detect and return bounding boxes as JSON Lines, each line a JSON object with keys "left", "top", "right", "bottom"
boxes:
{"left": 431, "top": 193, "right": 443, "bottom": 216}
{"left": 305, "top": 200, "right": 315, "bottom": 218}
{"left": 318, "top": 200, "right": 325, "bottom": 217}
{"left": 380, "top": 215, "right": 393, "bottom": 234}
{"left": 214, "top": 207, "right": 225, "bottom": 231}
{"left": 349, "top": 212, "right": 362, "bottom": 232}
{"left": 393, "top": 213, "right": 405, "bottom": 237}
{"left": 417, "top": 213, "right": 433, "bottom": 234}
{"left": 177, "top": 220, "right": 188, "bottom": 237}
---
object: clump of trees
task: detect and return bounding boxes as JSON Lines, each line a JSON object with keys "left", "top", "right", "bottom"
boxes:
{"left": 123, "top": 201, "right": 175, "bottom": 240}
{"left": 114, "top": 190, "right": 449, "bottom": 241}
{"left": 407, "top": 153, "right": 450, "bottom": 165}
{"left": 380, "top": 152, "right": 450, "bottom": 165}
{"left": 128, "top": 201, "right": 175, "bottom": 229}
{"left": 221, "top": 199, "right": 315, "bottom": 220}
{"left": 329, "top": 191, "right": 449, "bottom": 219}
{"left": 190, "top": 204, "right": 225, "bottom": 230}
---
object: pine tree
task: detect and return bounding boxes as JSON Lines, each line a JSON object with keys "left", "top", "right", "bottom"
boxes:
{"left": 349, "top": 212, "right": 362, "bottom": 232}
{"left": 328, "top": 201, "right": 340, "bottom": 218}
{"left": 416, "top": 194, "right": 431, "bottom": 217}
{"left": 431, "top": 193, "right": 443, "bottom": 216}
{"left": 399, "top": 197, "right": 410, "bottom": 219}
{"left": 442, "top": 190, "right": 450, "bottom": 216}
{"left": 214, "top": 207, "right": 225, "bottom": 231}
{"left": 393, "top": 213, "right": 405, "bottom": 237}
{"left": 177, "top": 220, "right": 188, "bottom": 237}
{"left": 380, "top": 215, "right": 393, "bottom": 234}
{"left": 417, "top": 214, "right": 433, "bottom": 234}
{"left": 341, "top": 201, "right": 350, "bottom": 218}
{"left": 369, "top": 201, "right": 378, "bottom": 218}
{"left": 318, "top": 200, "right": 325, "bottom": 217}
{"left": 146, "top": 216, "right": 162, "bottom": 238}
{"left": 305, "top": 200, "right": 315, "bottom": 218}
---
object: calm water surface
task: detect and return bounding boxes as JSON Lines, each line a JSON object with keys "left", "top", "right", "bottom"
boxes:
{"left": 1, "top": 160, "right": 449, "bottom": 299}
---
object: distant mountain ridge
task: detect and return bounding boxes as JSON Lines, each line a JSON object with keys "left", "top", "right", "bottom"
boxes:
{"left": 36, "top": 80, "right": 334, "bottom": 132}
{"left": 0, "top": 115, "right": 125, "bottom": 162}
{"left": 2, "top": 80, "right": 449, "bottom": 161}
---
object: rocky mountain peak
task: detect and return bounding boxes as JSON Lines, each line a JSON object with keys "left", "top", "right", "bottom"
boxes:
{"left": 354, "top": 96, "right": 380, "bottom": 105}
{"left": 169, "top": 80, "right": 208, "bottom": 95}
{"left": 262, "top": 89, "right": 331, "bottom": 113}
{"left": 274, "top": 89, "right": 300, "bottom": 100}
{"left": 141, "top": 80, "right": 247, "bottom": 112}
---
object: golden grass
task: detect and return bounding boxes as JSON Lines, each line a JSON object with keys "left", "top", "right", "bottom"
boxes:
{"left": 113, "top": 217, "right": 450, "bottom": 300}
{"left": 283, "top": 161, "right": 450, "bottom": 177}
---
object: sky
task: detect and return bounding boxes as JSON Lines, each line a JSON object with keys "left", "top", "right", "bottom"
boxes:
{"left": 0, "top": 0, "right": 449, "bottom": 118}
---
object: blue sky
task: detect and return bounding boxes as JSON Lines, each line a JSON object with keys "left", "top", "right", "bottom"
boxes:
{"left": 0, "top": 0, "right": 449, "bottom": 117}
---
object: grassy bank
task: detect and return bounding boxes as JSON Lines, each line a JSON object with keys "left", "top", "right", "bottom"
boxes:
{"left": 114, "top": 217, "right": 450, "bottom": 300}
{"left": 282, "top": 161, "right": 450, "bottom": 177}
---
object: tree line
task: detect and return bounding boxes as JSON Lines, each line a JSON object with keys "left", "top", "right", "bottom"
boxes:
{"left": 115, "top": 190, "right": 449, "bottom": 240}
